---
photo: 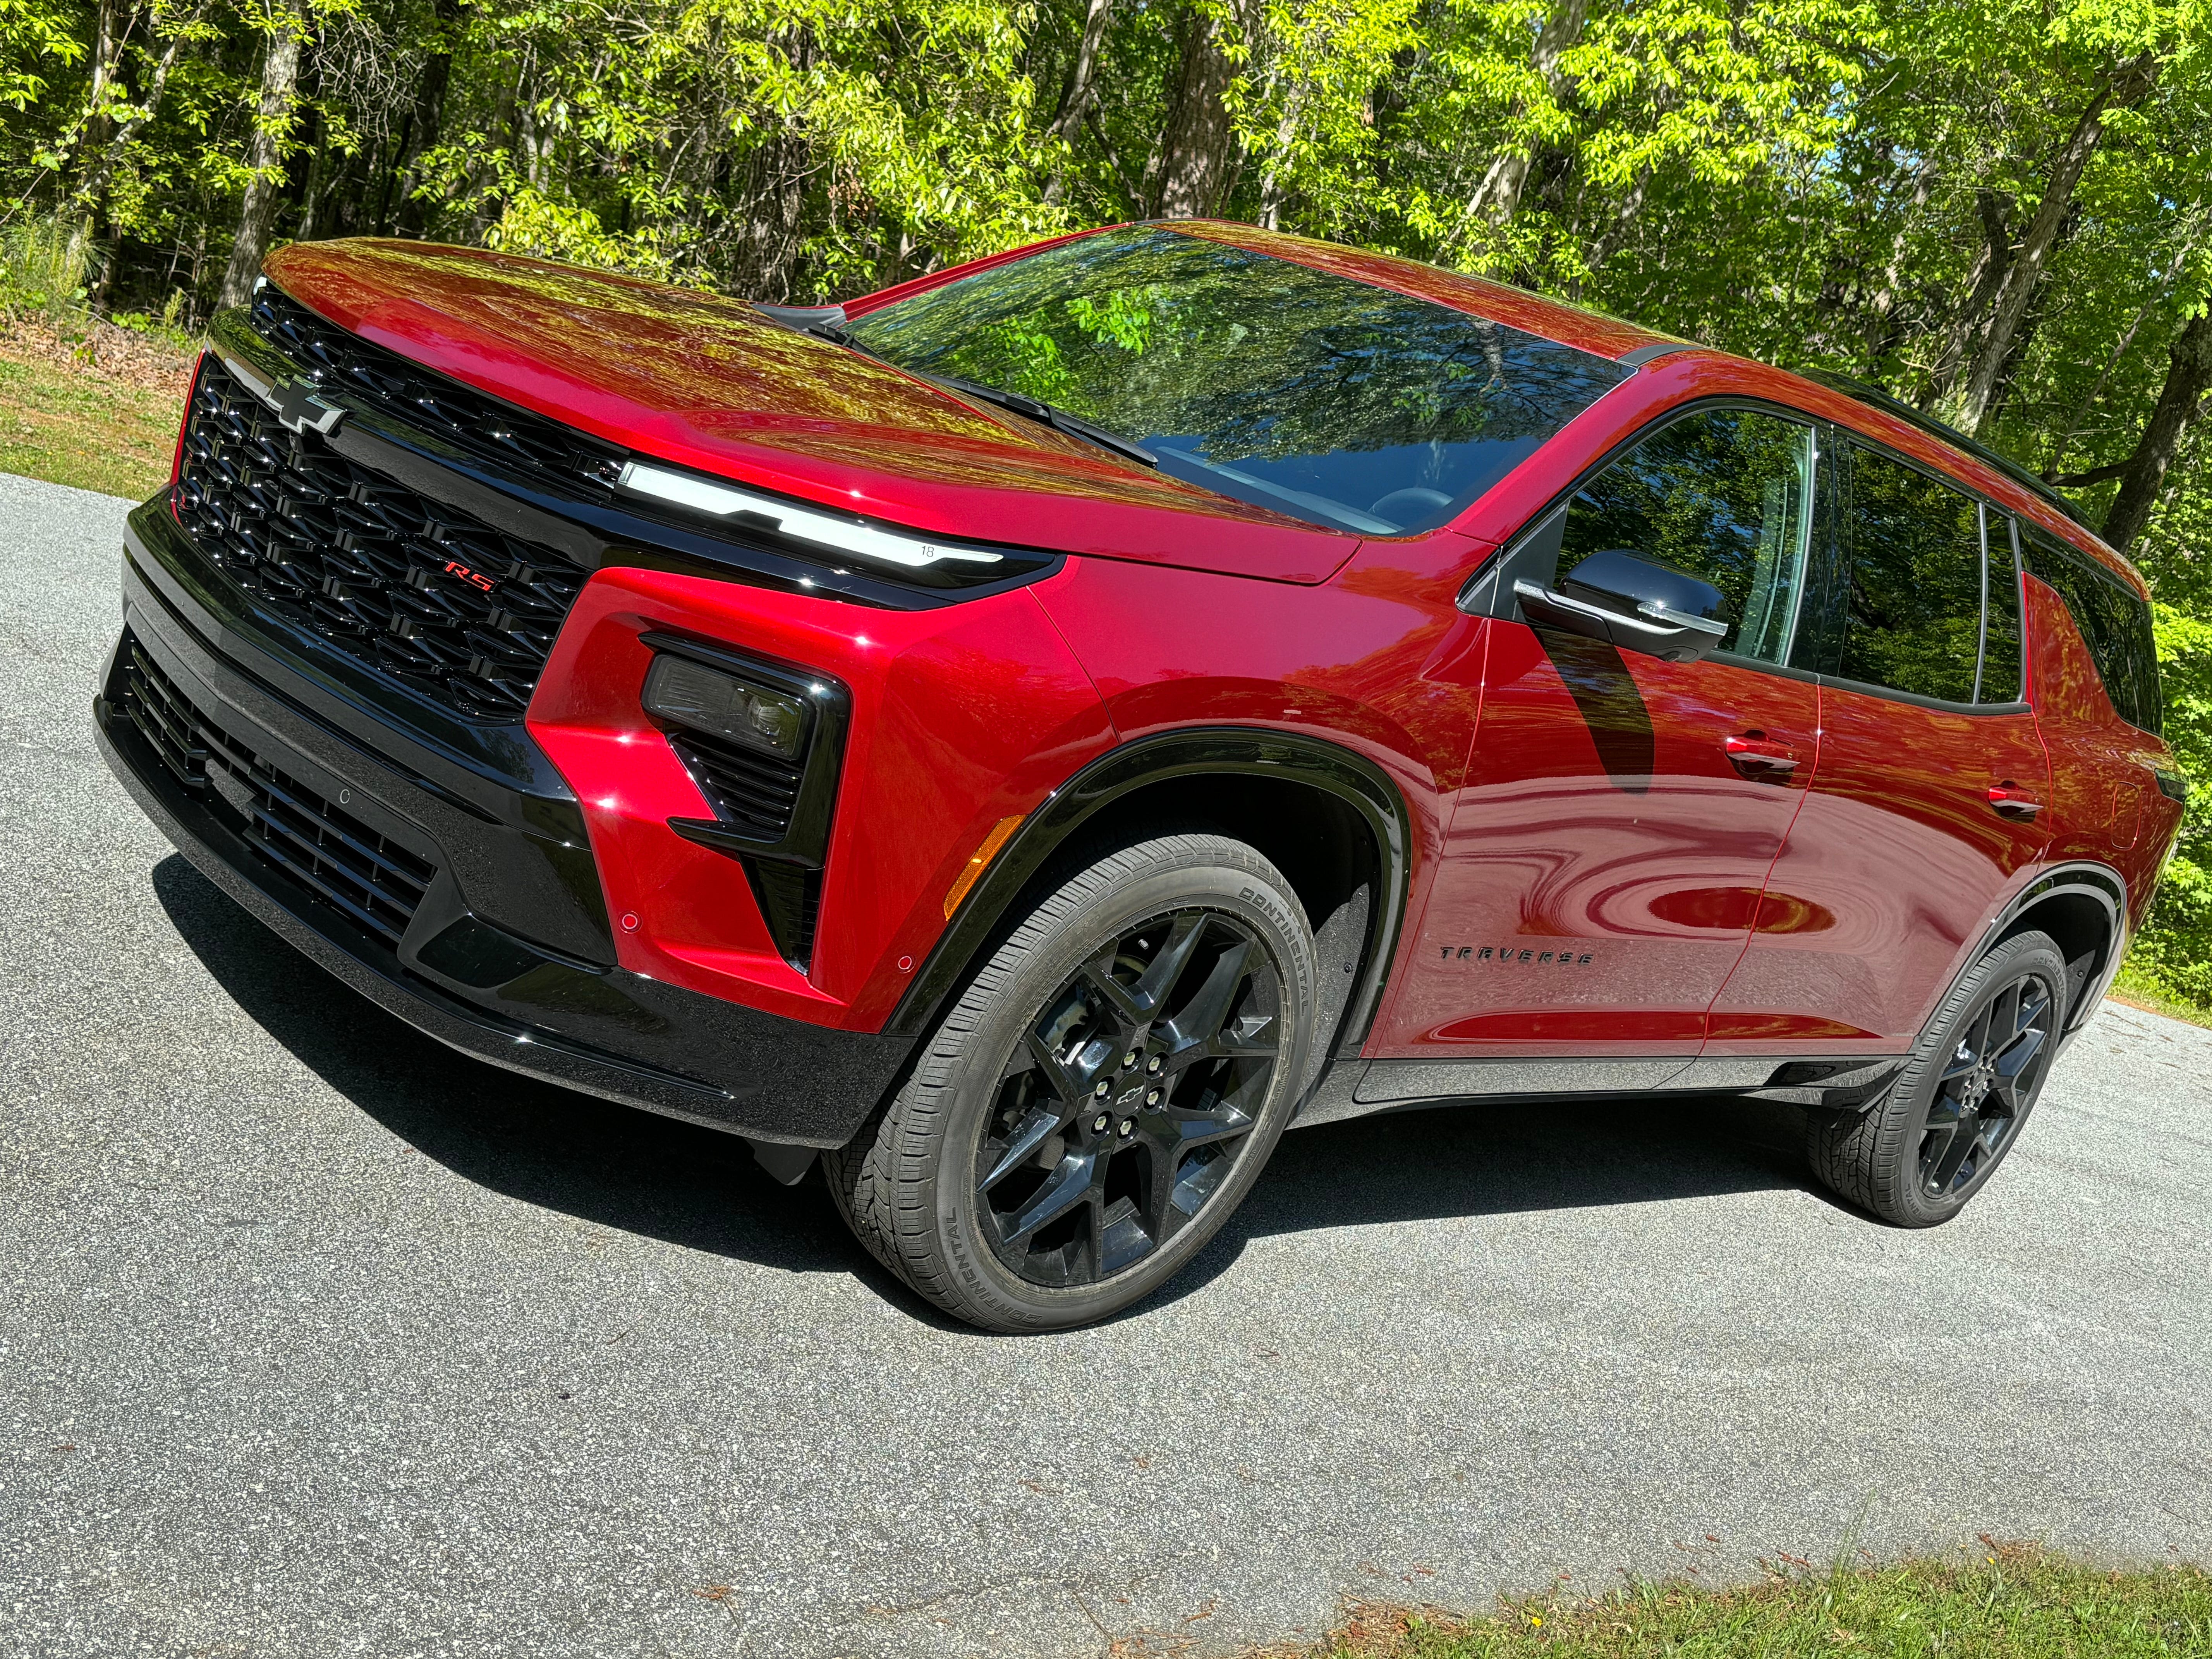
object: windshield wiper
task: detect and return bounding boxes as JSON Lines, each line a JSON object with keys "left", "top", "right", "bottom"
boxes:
{"left": 754, "top": 304, "right": 1154, "bottom": 468}
{"left": 931, "top": 374, "right": 1159, "bottom": 469}
{"left": 752, "top": 300, "right": 889, "bottom": 359}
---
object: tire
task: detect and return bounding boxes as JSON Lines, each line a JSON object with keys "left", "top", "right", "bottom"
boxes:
{"left": 826, "top": 833, "right": 1319, "bottom": 1332}
{"left": 1807, "top": 929, "right": 2067, "bottom": 1226}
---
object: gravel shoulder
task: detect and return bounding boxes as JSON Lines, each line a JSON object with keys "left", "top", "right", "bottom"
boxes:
{"left": 3, "top": 474, "right": 2208, "bottom": 1658}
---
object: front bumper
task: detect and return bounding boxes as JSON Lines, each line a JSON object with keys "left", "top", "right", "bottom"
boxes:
{"left": 101, "top": 500, "right": 912, "bottom": 1147}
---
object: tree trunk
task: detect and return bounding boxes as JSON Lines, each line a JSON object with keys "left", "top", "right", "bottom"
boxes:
{"left": 1255, "top": 81, "right": 1310, "bottom": 230}
{"left": 1464, "top": 0, "right": 1590, "bottom": 231}
{"left": 392, "top": 0, "right": 464, "bottom": 235}
{"left": 62, "top": 2, "right": 206, "bottom": 277}
{"left": 1950, "top": 54, "right": 2159, "bottom": 434}
{"left": 1042, "top": 0, "right": 1114, "bottom": 204}
{"left": 216, "top": 12, "right": 304, "bottom": 308}
{"left": 2100, "top": 308, "right": 2212, "bottom": 552}
{"left": 1151, "top": 3, "right": 1242, "bottom": 220}
{"left": 1922, "top": 187, "right": 2012, "bottom": 407}
{"left": 62, "top": 0, "right": 137, "bottom": 276}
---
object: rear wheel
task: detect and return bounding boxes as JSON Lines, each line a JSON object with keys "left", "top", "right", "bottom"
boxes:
{"left": 827, "top": 834, "right": 1318, "bottom": 1331}
{"left": 1807, "top": 929, "right": 2065, "bottom": 1226}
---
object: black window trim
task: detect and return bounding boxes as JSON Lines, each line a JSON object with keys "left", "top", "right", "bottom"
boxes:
{"left": 2016, "top": 517, "right": 2163, "bottom": 735}
{"left": 1458, "top": 401, "right": 2040, "bottom": 716}
{"left": 1457, "top": 394, "right": 1825, "bottom": 676}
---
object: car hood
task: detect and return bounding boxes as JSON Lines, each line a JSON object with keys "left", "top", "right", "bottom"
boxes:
{"left": 261, "top": 239, "right": 1367, "bottom": 585}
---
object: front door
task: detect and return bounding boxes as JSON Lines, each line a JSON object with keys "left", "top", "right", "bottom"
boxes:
{"left": 1707, "top": 444, "right": 2051, "bottom": 1055}
{"left": 1377, "top": 402, "right": 1822, "bottom": 1064}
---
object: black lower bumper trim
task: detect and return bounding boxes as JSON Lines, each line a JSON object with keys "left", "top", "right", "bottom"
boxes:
{"left": 98, "top": 594, "right": 914, "bottom": 1147}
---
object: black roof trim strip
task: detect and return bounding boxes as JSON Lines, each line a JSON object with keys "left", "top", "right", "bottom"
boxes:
{"left": 1617, "top": 342, "right": 1699, "bottom": 369}
{"left": 1795, "top": 368, "right": 2095, "bottom": 533}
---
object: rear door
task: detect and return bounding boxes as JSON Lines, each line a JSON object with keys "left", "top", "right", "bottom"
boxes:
{"left": 1377, "top": 403, "right": 1822, "bottom": 1064}
{"left": 1707, "top": 441, "right": 2051, "bottom": 1056}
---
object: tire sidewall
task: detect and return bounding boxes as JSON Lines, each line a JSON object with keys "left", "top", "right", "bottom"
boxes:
{"left": 1882, "top": 930, "right": 2067, "bottom": 1225}
{"left": 922, "top": 842, "right": 1317, "bottom": 1331}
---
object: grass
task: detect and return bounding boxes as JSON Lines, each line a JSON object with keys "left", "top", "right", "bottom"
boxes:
{"left": 0, "top": 340, "right": 189, "bottom": 499}
{"left": 2109, "top": 965, "right": 2212, "bottom": 1031}
{"left": 1285, "top": 1546, "right": 2212, "bottom": 1659}
{"left": 0, "top": 214, "right": 197, "bottom": 500}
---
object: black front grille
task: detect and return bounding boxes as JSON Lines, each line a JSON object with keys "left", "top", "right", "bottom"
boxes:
{"left": 247, "top": 287, "right": 625, "bottom": 496}
{"left": 174, "top": 356, "right": 587, "bottom": 721}
{"left": 666, "top": 732, "right": 805, "bottom": 840}
{"left": 122, "top": 638, "right": 437, "bottom": 947}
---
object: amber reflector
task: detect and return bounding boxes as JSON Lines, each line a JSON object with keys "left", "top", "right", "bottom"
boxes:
{"left": 943, "top": 814, "right": 1025, "bottom": 919}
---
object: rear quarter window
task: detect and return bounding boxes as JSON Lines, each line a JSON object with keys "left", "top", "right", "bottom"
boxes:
{"left": 2020, "top": 526, "right": 2162, "bottom": 735}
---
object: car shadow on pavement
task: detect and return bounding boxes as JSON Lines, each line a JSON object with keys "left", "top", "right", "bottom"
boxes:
{"left": 156, "top": 855, "right": 1820, "bottom": 1316}
{"left": 153, "top": 855, "right": 863, "bottom": 1278}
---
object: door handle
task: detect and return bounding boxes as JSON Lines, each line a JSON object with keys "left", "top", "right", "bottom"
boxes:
{"left": 1725, "top": 733, "right": 1800, "bottom": 782}
{"left": 1988, "top": 784, "right": 2043, "bottom": 822}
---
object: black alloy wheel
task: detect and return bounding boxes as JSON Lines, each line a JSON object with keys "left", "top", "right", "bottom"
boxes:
{"left": 1807, "top": 928, "right": 2068, "bottom": 1226}
{"left": 974, "top": 908, "right": 1280, "bottom": 1287}
{"left": 1918, "top": 971, "right": 2052, "bottom": 1199}
{"left": 826, "top": 833, "right": 1318, "bottom": 1332}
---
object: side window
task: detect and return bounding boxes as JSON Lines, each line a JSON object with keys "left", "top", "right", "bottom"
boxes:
{"left": 2020, "top": 527, "right": 2164, "bottom": 734}
{"left": 1980, "top": 514, "right": 2024, "bottom": 704}
{"left": 1557, "top": 406, "right": 1814, "bottom": 665}
{"left": 1833, "top": 446, "right": 1982, "bottom": 703}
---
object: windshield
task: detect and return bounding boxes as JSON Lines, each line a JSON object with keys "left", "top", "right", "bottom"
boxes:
{"left": 843, "top": 225, "right": 1627, "bottom": 536}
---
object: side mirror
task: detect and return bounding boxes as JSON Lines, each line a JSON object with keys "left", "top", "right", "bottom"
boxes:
{"left": 1514, "top": 549, "right": 1733, "bottom": 663}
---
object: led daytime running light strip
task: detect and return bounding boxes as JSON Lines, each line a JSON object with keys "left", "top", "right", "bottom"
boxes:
{"left": 617, "top": 461, "right": 1004, "bottom": 571}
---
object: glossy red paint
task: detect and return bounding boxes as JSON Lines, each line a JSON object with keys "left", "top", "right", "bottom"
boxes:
{"left": 261, "top": 238, "right": 1364, "bottom": 585}
{"left": 1703, "top": 683, "right": 2051, "bottom": 1054}
{"left": 169, "top": 354, "right": 203, "bottom": 489}
{"left": 1385, "top": 623, "right": 1819, "bottom": 1058}
{"left": 526, "top": 563, "right": 1115, "bottom": 1028}
{"left": 244, "top": 223, "right": 2183, "bottom": 1087}
{"left": 2026, "top": 576, "right": 2181, "bottom": 933}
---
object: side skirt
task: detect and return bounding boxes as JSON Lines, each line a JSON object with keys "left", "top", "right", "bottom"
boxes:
{"left": 1293, "top": 1052, "right": 1908, "bottom": 1127}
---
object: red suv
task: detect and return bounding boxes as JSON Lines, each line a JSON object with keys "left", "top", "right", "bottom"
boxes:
{"left": 100, "top": 220, "right": 2182, "bottom": 1331}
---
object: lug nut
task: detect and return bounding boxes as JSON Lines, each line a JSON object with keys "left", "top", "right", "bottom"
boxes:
{"left": 1123, "top": 1050, "right": 1139, "bottom": 1069}
{"left": 1146, "top": 1055, "right": 1162, "bottom": 1074}
{"left": 1092, "top": 1113, "right": 1111, "bottom": 1132}
{"left": 1117, "top": 1118, "right": 1135, "bottom": 1139}
{"left": 1094, "top": 1080, "right": 1110, "bottom": 1097}
{"left": 1145, "top": 1089, "right": 1161, "bottom": 1106}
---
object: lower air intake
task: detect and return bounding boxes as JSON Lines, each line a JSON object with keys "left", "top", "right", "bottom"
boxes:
{"left": 122, "top": 638, "right": 437, "bottom": 947}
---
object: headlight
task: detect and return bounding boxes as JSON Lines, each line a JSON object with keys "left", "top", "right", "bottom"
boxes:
{"left": 642, "top": 653, "right": 808, "bottom": 760}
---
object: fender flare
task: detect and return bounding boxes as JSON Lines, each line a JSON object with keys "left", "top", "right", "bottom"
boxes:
{"left": 884, "top": 727, "right": 1414, "bottom": 1058}
{"left": 1968, "top": 859, "right": 2128, "bottom": 1036}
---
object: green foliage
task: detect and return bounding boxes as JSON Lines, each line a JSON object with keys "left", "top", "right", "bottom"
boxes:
{"left": 1321, "top": 1546, "right": 2212, "bottom": 1658}
{"left": 10, "top": 0, "right": 2212, "bottom": 998}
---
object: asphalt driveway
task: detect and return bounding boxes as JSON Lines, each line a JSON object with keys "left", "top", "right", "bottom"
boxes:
{"left": 3, "top": 472, "right": 2207, "bottom": 1657}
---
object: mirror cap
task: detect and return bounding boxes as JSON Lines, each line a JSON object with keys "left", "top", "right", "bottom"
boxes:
{"left": 1563, "top": 548, "right": 1735, "bottom": 629}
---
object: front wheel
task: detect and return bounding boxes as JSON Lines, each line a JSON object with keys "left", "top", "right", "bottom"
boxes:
{"left": 1807, "top": 929, "right": 2066, "bottom": 1226}
{"left": 826, "top": 834, "right": 1319, "bottom": 1332}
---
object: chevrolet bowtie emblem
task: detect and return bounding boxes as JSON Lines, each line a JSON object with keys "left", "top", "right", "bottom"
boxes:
{"left": 266, "top": 377, "right": 349, "bottom": 436}
{"left": 230, "top": 356, "right": 349, "bottom": 436}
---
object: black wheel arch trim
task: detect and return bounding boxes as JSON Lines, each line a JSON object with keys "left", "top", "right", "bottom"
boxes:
{"left": 1975, "top": 860, "right": 2127, "bottom": 1036}
{"left": 884, "top": 727, "right": 1413, "bottom": 1061}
